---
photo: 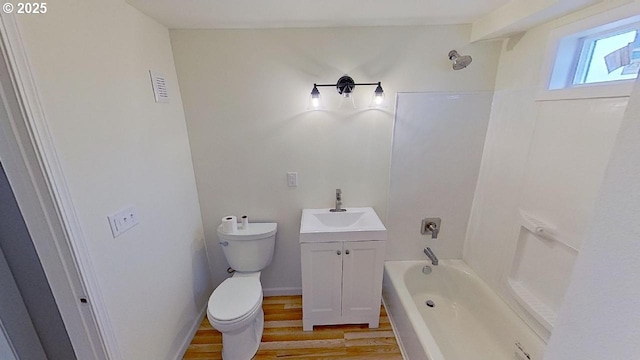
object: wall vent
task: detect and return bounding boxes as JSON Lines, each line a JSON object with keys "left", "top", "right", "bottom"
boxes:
{"left": 149, "top": 70, "right": 169, "bottom": 103}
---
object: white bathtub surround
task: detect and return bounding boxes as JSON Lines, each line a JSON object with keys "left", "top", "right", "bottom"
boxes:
{"left": 543, "top": 79, "right": 640, "bottom": 359}
{"left": 387, "top": 92, "right": 494, "bottom": 260}
{"left": 505, "top": 210, "right": 579, "bottom": 332}
{"left": 463, "top": 1, "right": 632, "bottom": 341}
{"left": 383, "top": 260, "right": 545, "bottom": 360}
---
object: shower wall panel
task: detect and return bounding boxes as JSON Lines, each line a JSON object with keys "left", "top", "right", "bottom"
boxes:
{"left": 386, "top": 92, "right": 493, "bottom": 260}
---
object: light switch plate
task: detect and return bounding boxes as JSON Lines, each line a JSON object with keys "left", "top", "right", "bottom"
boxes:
{"left": 108, "top": 206, "right": 139, "bottom": 238}
{"left": 287, "top": 172, "right": 298, "bottom": 187}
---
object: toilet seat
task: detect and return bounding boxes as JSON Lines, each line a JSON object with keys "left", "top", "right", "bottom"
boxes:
{"left": 208, "top": 277, "right": 262, "bottom": 323}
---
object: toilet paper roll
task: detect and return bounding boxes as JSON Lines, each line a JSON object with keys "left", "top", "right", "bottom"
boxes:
{"left": 221, "top": 216, "right": 238, "bottom": 234}
{"left": 241, "top": 215, "right": 249, "bottom": 229}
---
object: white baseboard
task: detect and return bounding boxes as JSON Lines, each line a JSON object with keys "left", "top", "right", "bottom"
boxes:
{"left": 262, "top": 287, "right": 302, "bottom": 297}
{"left": 173, "top": 304, "right": 207, "bottom": 360}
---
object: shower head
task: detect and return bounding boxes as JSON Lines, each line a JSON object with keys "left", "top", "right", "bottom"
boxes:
{"left": 448, "top": 50, "right": 472, "bottom": 70}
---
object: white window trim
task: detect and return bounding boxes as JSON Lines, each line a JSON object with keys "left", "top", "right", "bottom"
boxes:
{"left": 537, "top": 2, "right": 640, "bottom": 101}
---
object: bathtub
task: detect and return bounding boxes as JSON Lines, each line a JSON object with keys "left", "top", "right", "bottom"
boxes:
{"left": 382, "top": 260, "right": 545, "bottom": 360}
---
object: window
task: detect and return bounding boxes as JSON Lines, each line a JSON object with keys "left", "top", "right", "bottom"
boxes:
{"left": 545, "top": 13, "right": 640, "bottom": 95}
{"left": 574, "top": 27, "right": 640, "bottom": 85}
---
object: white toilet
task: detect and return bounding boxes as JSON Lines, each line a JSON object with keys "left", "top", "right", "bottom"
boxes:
{"left": 207, "top": 222, "right": 277, "bottom": 360}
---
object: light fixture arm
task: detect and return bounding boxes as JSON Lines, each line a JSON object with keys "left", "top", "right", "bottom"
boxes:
{"left": 314, "top": 82, "right": 382, "bottom": 88}
{"left": 314, "top": 82, "right": 382, "bottom": 87}
{"left": 310, "top": 75, "right": 384, "bottom": 109}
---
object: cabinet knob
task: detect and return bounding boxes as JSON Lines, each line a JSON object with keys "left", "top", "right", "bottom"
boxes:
{"left": 345, "top": 250, "right": 350, "bottom": 255}
{"left": 337, "top": 250, "right": 342, "bottom": 255}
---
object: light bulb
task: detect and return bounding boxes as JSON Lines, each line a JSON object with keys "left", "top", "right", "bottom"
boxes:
{"left": 311, "top": 96, "right": 320, "bottom": 109}
{"left": 373, "top": 83, "right": 384, "bottom": 106}
{"left": 310, "top": 85, "right": 321, "bottom": 109}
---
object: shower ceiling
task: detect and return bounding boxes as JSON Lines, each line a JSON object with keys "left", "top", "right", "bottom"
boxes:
{"left": 126, "top": 0, "right": 510, "bottom": 29}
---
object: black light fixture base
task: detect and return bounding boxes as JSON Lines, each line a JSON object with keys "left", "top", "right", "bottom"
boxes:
{"left": 336, "top": 75, "right": 355, "bottom": 96}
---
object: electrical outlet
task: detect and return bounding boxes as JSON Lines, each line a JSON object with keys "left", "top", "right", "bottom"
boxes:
{"left": 108, "top": 206, "right": 139, "bottom": 238}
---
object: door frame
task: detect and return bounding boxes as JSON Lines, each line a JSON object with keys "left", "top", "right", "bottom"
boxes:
{"left": 0, "top": 243, "right": 47, "bottom": 359}
{"left": 0, "top": 13, "right": 120, "bottom": 360}
{"left": 0, "top": 319, "right": 18, "bottom": 360}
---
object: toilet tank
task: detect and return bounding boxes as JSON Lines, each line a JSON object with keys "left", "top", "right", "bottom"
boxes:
{"left": 217, "top": 223, "right": 277, "bottom": 272}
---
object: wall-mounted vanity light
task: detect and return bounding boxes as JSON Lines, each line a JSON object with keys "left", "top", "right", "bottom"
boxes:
{"left": 310, "top": 75, "right": 384, "bottom": 109}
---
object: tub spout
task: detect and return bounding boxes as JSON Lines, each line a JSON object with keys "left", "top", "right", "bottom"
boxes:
{"left": 424, "top": 247, "right": 438, "bottom": 266}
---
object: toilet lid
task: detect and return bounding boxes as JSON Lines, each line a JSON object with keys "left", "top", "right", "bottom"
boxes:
{"left": 208, "top": 277, "right": 262, "bottom": 322}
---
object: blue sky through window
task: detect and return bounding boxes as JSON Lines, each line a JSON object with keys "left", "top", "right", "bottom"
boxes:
{"left": 580, "top": 29, "right": 640, "bottom": 84}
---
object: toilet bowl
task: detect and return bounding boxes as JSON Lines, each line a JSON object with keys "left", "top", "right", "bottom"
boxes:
{"left": 207, "top": 273, "right": 264, "bottom": 360}
{"left": 206, "top": 222, "right": 277, "bottom": 360}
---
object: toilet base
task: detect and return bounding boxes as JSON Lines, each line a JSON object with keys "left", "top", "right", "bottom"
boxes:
{"left": 221, "top": 308, "right": 264, "bottom": 360}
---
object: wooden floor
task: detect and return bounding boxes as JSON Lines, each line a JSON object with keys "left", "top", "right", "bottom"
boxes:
{"left": 183, "top": 295, "right": 403, "bottom": 359}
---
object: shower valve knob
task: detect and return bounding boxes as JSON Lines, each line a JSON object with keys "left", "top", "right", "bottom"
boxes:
{"left": 421, "top": 217, "right": 442, "bottom": 239}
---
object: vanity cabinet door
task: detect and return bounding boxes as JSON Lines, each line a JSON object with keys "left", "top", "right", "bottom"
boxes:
{"left": 341, "top": 240, "right": 385, "bottom": 326}
{"left": 301, "top": 242, "right": 343, "bottom": 330}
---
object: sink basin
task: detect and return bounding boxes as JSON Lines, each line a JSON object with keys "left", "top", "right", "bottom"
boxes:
{"left": 313, "top": 212, "right": 365, "bottom": 228}
{"left": 299, "top": 207, "right": 387, "bottom": 242}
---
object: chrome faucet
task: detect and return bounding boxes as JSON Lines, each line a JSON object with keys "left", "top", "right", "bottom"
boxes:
{"left": 329, "top": 189, "right": 347, "bottom": 212}
{"left": 424, "top": 247, "right": 438, "bottom": 266}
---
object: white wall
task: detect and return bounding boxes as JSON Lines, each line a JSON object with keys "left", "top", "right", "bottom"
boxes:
{"left": 544, "top": 79, "right": 640, "bottom": 360}
{"left": 386, "top": 92, "right": 493, "bottom": 260}
{"left": 15, "top": 1, "right": 210, "bottom": 359}
{"left": 170, "top": 26, "right": 502, "bottom": 291}
{"left": 463, "top": 1, "right": 634, "bottom": 340}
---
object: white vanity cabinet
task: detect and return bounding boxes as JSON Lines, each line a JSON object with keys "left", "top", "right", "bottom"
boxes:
{"left": 299, "top": 207, "right": 388, "bottom": 331}
{"left": 300, "top": 240, "right": 386, "bottom": 331}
